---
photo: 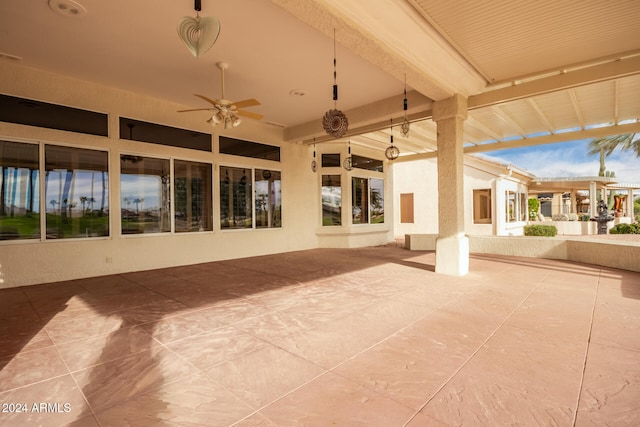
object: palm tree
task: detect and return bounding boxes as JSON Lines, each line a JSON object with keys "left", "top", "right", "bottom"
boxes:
{"left": 588, "top": 133, "right": 640, "bottom": 176}
{"left": 588, "top": 132, "right": 639, "bottom": 207}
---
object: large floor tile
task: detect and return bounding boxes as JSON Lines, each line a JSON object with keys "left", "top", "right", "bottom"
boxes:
{"left": 590, "top": 298, "right": 640, "bottom": 352}
{"left": 0, "top": 374, "right": 94, "bottom": 427}
{"left": 575, "top": 343, "right": 640, "bottom": 426}
{"left": 166, "top": 325, "right": 268, "bottom": 370}
{"left": 72, "top": 347, "right": 197, "bottom": 413}
{"left": 260, "top": 372, "right": 415, "bottom": 426}
{"left": 93, "top": 373, "right": 254, "bottom": 427}
{"left": 56, "top": 325, "right": 157, "bottom": 372}
{"left": 0, "top": 346, "right": 68, "bottom": 392}
{"left": 206, "top": 343, "right": 325, "bottom": 409}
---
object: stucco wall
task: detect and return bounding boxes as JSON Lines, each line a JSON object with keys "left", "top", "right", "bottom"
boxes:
{"left": 392, "top": 159, "right": 439, "bottom": 237}
{"left": 406, "top": 234, "right": 640, "bottom": 273}
{"left": 0, "top": 62, "right": 325, "bottom": 288}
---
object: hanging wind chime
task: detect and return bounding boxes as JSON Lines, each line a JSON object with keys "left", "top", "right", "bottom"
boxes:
{"left": 343, "top": 139, "right": 353, "bottom": 171}
{"left": 311, "top": 139, "right": 317, "bottom": 172}
{"left": 385, "top": 119, "right": 400, "bottom": 161}
{"left": 322, "top": 29, "right": 349, "bottom": 138}
{"left": 401, "top": 73, "right": 410, "bottom": 137}
{"left": 177, "top": 0, "right": 221, "bottom": 58}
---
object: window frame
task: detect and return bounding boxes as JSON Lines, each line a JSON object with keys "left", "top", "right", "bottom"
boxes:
{"left": 218, "top": 163, "right": 282, "bottom": 231}
{"left": 44, "top": 144, "right": 111, "bottom": 240}
{"left": 473, "top": 189, "right": 492, "bottom": 224}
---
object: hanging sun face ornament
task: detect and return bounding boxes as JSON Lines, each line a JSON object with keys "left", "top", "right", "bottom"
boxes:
{"left": 322, "top": 30, "right": 349, "bottom": 138}
{"left": 323, "top": 109, "right": 349, "bottom": 138}
{"left": 385, "top": 122, "right": 400, "bottom": 161}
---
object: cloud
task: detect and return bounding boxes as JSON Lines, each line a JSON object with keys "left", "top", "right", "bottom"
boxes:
{"left": 483, "top": 140, "right": 640, "bottom": 185}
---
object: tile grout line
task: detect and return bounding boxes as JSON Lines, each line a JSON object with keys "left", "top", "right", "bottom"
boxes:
{"left": 227, "top": 295, "right": 447, "bottom": 426}
{"left": 50, "top": 337, "right": 104, "bottom": 427}
{"left": 571, "top": 268, "right": 601, "bottom": 427}
{"left": 402, "top": 279, "right": 545, "bottom": 426}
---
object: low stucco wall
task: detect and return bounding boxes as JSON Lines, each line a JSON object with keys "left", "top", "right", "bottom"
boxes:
{"left": 406, "top": 234, "right": 640, "bottom": 273}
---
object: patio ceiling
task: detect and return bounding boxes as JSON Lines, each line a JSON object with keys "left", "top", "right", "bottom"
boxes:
{"left": 0, "top": 0, "right": 639, "bottom": 158}
{"left": 284, "top": 0, "right": 640, "bottom": 159}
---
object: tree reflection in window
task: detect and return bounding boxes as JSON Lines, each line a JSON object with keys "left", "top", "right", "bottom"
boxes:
{"left": 255, "top": 169, "right": 281, "bottom": 228}
{"left": 120, "top": 155, "right": 170, "bottom": 234}
{"left": 322, "top": 175, "right": 341, "bottom": 226}
{"left": 0, "top": 140, "right": 40, "bottom": 240}
{"left": 352, "top": 177, "right": 369, "bottom": 224}
{"left": 220, "top": 166, "right": 252, "bottom": 229}
{"left": 174, "top": 160, "right": 212, "bottom": 232}
{"left": 45, "top": 145, "right": 109, "bottom": 239}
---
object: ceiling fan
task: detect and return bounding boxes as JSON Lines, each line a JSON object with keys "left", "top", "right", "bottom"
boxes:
{"left": 178, "top": 62, "right": 263, "bottom": 129}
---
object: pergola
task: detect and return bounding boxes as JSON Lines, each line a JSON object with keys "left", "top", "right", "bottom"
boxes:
{"left": 528, "top": 176, "right": 639, "bottom": 219}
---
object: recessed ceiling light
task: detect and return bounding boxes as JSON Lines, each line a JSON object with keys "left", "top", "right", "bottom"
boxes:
{"left": 289, "top": 89, "right": 307, "bottom": 97}
{"left": 48, "top": 0, "right": 87, "bottom": 18}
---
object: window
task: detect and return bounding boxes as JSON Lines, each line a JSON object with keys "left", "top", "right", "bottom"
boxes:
{"left": 120, "top": 155, "right": 170, "bottom": 234}
{"left": 220, "top": 166, "right": 252, "bottom": 229}
{"left": 351, "top": 155, "right": 383, "bottom": 172}
{"left": 473, "top": 189, "right": 492, "bottom": 224}
{"left": 219, "top": 137, "right": 280, "bottom": 161}
{"left": 0, "top": 140, "right": 40, "bottom": 240}
{"left": 519, "top": 193, "right": 527, "bottom": 221}
{"left": 352, "top": 177, "right": 385, "bottom": 225}
{"left": 321, "top": 154, "right": 341, "bottom": 168}
{"left": 45, "top": 145, "right": 109, "bottom": 239}
{"left": 352, "top": 177, "right": 369, "bottom": 224}
{"left": 370, "top": 178, "right": 384, "bottom": 224}
{"left": 322, "top": 175, "right": 341, "bottom": 226}
{"left": 174, "top": 160, "right": 212, "bottom": 232}
{"left": 120, "top": 118, "right": 211, "bottom": 152}
{"left": 400, "top": 193, "right": 414, "bottom": 224}
{"left": 255, "top": 169, "right": 281, "bottom": 228}
{"left": 506, "top": 191, "right": 516, "bottom": 222}
{"left": 1, "top": 94, "right": 108, "bottom": 137}
{"left": 505, "top": 190, "right": 527, "bottom": 223}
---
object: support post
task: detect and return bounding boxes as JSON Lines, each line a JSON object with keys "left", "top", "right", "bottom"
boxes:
{"left": 589, "top": 181, "right": 596, "bottom": 219}
{"left": 433, "top": 94, "right": 469, "bottom": 276}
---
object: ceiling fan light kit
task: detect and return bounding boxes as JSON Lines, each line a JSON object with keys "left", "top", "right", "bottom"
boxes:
{"left": 177, "top": 0, "right": 221, "bottom": 58}
{"left": 177, "top": 62, "right": 263, "bottom": 129}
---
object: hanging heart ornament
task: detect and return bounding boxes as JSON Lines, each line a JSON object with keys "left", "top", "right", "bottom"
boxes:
{"left": 177, "top": 15, "right": 221, "bottom": 57}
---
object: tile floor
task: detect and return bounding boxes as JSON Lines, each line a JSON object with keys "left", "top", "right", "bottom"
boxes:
{"left": 0, "top": 247, "right": 639, "bottom": 426}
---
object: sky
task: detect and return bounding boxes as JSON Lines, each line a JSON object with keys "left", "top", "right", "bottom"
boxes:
{"left": 480, "top": 138, "right": 640, "bottom": 187}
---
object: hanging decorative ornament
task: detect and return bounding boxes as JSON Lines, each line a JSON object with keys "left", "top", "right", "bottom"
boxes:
{"left": 385, "top": 120, "right": 400, "bottom": 161}
{"left": 343, "top": 139, "right": 354, "bottom": 171}
{"left": 177, "top": 0, "right": 221, "bottom": 58}
{"left": 311, "top": 141, "right": 317, "bottom": 173}
{"left": 322, "top": 29, "right": 349, "bottom": 138}
{"left": 401, "top": 73, "right": 410, "bottom": 137}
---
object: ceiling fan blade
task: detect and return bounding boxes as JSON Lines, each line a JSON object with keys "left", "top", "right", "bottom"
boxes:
{"left": 193, "top": 93, "right": 219, "bottom": 106}
{"left": 236, "top": 110, "right": 264, "bottom": 120}
{"left": 232, "top": 99, "right": 261, "bottom": 109}
{"left": 177, "top": 107, "right": 215, "bottom": 113}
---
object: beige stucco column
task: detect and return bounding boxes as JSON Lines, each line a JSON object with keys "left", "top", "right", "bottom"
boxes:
{"left": 589, "top": 181, "right": 596, "bottom": 218}
{"left": 433, "top": 94, "right": 469, "bottom": 276}
{"left": 628, "top": 189, "right": 635, "bottom": 218}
